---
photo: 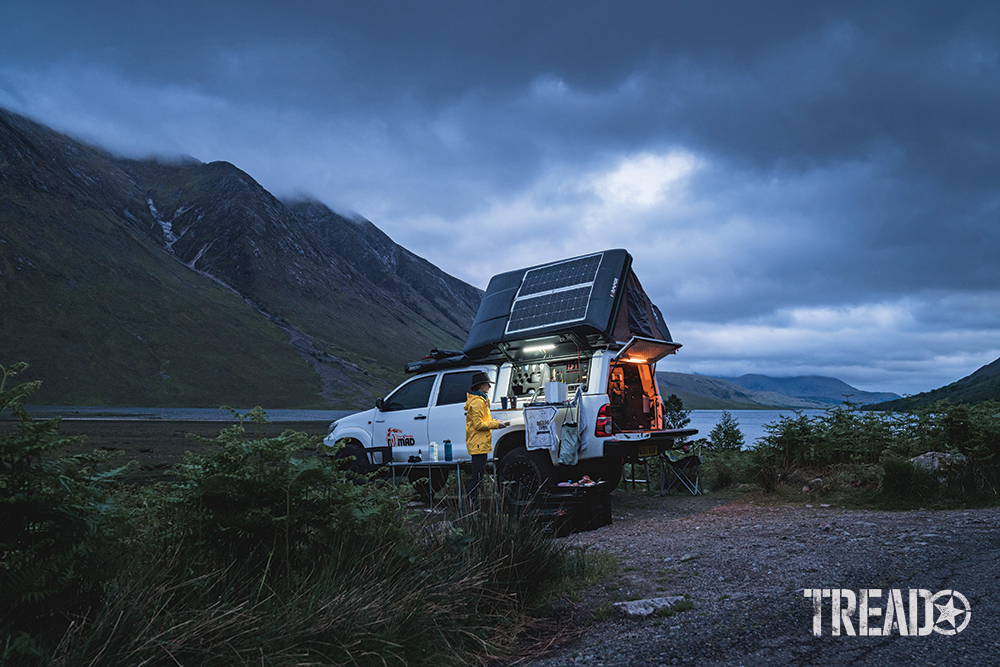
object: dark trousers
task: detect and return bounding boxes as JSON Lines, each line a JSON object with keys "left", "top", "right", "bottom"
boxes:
{"left": 467, "top": 453, "right": 488, "bottom": 504}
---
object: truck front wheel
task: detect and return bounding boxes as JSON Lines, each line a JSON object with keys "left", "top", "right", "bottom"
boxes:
{"left": 497, "top": 448, "right": 555, "bottom": 505}
{"left": 334, "top": 439, "right": 371, "bottom": 480}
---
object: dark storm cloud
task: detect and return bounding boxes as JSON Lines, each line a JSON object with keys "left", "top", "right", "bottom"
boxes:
{"left": 1, "top": 0, "right": 999, "bottom": 394}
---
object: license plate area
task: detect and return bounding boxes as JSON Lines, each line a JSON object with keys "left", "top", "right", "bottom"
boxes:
{"left": 637, "top": 445, "right": 658, "bottom": 458}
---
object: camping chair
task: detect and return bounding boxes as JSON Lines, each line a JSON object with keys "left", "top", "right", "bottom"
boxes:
{"left": 660, "top": 441, "right": 703, "bottom": 496}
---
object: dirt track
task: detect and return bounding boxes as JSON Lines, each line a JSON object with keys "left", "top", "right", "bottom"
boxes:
{"left": 517, "top": 491, "right": 1000, "bottom": 667}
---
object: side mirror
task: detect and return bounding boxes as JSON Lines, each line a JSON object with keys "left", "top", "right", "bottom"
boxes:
{"left": 375, "top": 397, "right": 385, "bottom": 412}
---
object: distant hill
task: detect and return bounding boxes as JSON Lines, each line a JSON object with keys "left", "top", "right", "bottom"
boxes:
{"left": 656, "top": 373, "right": 833, "bottom": 410}
{"left": 0, "top": 107, "right": 481, "bottom": 408}
{"left": 717, "top": 374, "right": 900, "bottom": 406}
{"left": 656, "top": 372, "right": 900, "bottom": 410}
{"left": 872, "top": 357, "right": 1000, "bottom": 410}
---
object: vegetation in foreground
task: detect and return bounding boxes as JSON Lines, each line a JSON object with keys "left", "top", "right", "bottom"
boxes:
{"left": 692, "top": 401, "right": 1000, "bottom": 508}
{"left": 6, "top": 360, "right": 1000, "bottom": 664}
{"left": 0, "top": 364, "right": 599, "bottom": 666}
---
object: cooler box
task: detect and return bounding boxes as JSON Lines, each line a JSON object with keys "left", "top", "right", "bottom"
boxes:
{"left": 541, "top": 481, "right": 612, "bottom": 533}
{"left": 533, "top": 506, "right": 577, "bottom": 538}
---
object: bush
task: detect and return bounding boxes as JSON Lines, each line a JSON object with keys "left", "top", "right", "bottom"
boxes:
{"left": 701, "top": 449, "right": 754, "bottom": 491}
{"left": 663, "top": 394, "right": 691, "bottom": 443}
{"left": 744, "top": 399, "right": 1000, "bottom": 501}
{"left": 707, "top": 411, "right": 744, "bottom": 452}
{"left": 0, "top": 363, "right": 128, "bottom": 664}
{"left": 881, "top": 454, "right": 938, "bottom": 501}
{"left": 168, "top": 407, "right": 405, "bottom": 571}
{"left": 18, "top": 404, "right": 588, "bottom": 666}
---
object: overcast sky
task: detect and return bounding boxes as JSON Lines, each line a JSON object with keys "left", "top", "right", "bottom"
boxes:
{"left": 2, "top": 1, "right": 998, "bottom": 396}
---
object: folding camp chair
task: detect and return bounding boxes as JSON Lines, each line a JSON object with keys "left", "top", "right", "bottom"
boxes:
{"left": 660, "top": 442, "right": 702, "bottom": 496}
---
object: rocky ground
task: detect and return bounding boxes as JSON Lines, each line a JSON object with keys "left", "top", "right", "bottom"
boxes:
{"left": 512, "top": 489, "right": 1000, "bottom": 667}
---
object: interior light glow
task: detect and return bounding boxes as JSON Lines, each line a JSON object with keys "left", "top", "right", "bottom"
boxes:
{"left": 523, "top": 344, "right": 555, "bottom": 353}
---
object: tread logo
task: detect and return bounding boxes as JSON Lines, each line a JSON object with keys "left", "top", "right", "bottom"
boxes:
{"left": 804, "top": 589, "right": 971, "bottom": 636}
{"left": 386, "top": 428, "right": 415, "bottom": 448}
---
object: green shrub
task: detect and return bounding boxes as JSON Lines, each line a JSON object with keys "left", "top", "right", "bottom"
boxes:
{"left": 0, "top": 363, "right": 128, "bottom": 664}
{"left": 881, "top": 454, "right": 938, "bottom": 501}
{"left": 702, "top": 450, "right": 754, "bottom": 491}
{"left": 707, "top": 411, "right": 744, "bottom": 452}
{"left": 170, "top": 407, "right": 405, "bottom": 571}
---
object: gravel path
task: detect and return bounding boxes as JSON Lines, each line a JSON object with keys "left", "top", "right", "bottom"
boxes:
{"left": 515, "top": 490, "right": 1000, "bottom": 667}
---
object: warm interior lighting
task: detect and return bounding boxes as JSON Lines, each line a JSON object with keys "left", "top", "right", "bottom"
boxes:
{"left": 523, "top": 344, "right": 555, "bottom": 353}
{"left": 616, "top": 338, "right": 681, "bottom": 364}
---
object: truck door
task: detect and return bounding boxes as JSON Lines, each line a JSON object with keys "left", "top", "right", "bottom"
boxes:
{"left": 427, "top": 369, "right": 488, "bottom": 460}
{"left": 373, "top": 374, "right": 436, "bottom": 462}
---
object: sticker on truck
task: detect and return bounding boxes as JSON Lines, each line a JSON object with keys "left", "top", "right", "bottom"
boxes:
{"left": 387, "top": 428, "right": 416, "bottom": 447}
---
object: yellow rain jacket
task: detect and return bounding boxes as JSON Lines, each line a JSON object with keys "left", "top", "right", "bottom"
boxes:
{"left": 465, "top": 392, "right": 501, "bottom": 455}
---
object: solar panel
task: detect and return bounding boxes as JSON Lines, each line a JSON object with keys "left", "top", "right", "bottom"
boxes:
{"left": 517, "top": 253, "right": 603, "bottom": 297}
{"left": 505, "top": 252, "right": 604, "bottom": 335}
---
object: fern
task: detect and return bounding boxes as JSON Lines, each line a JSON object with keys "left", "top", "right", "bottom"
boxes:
{"left": 0, "top": 363, "right": 126, "bottom": 662}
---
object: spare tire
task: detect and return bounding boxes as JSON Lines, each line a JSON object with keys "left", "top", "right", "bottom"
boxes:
{"left": 497, "top": 448, "right": 556, "bottom": 505}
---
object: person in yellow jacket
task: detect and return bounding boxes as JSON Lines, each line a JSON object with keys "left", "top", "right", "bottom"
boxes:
{"left": 465, "top": 371, "right": 508, "bottom": 504}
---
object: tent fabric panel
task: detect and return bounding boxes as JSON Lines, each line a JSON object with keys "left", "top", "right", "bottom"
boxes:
{"left": 611, "top": 271, "right": 673, "bottom": 344}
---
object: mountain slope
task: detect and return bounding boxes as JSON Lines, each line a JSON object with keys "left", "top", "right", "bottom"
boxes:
{"left": 717, "top": 374, "right": 900, "bottom": 406}
{"left": 872, "top": 357, "right": 1000, "bottom": 410}
{"left": 0, "top": 107, "right": 481, "bottom": 408}
{"left": 655, "top": 372, "right": 833, "bottom": 410}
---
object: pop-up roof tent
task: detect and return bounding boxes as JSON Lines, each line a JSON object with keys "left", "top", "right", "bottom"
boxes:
{"left": 462, "top": 248, "right": 680, "bottom": 363}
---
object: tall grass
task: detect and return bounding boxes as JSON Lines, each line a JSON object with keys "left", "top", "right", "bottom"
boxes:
{"left": 2, "top": 374, "right": 588, "bottom": 667}
{"left": 50, "top": 501, "right": 578, "bottom": 667}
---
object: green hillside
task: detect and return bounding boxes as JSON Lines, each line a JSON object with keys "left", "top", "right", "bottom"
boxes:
{"left": 0, "top": 107, "right": 480, "bottom": 409}
{"left": 872, "top": 357, "right": 1000, "bottom": 410}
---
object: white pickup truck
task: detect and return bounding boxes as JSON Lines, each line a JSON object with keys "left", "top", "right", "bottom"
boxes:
{"left": 327, "top": 249, "right": 700, "bottom": 496}
{"left": 324, "top": 334, "right": 698, "bottom": 495}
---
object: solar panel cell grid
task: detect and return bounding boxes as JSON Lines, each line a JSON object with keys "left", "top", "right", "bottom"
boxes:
{"left": 507, "top": 286, "right": 593, "bottom": 333}
{"left": 518, "top": 254, "right": 603, "bottom": 297}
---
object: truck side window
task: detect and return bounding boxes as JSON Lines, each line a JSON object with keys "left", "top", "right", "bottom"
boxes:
{"left": 436, "top": 371, "right": 480, "bottom": 406}
{"left": 384, "top": 376, "right": 435, "bottom": 412}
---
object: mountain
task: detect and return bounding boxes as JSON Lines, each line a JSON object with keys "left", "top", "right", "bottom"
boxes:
{"left": 0, "top": 107, "right": 481, "bottom": 408}
{"left": 871, "top": 357, "right": 1000, "bottom": 411}
{"left": 655, "top": 373, "right": 901, "bottom": 410}
{"left": 656, "top": 372, "right": 833, "bottom": 410}
{"left": 716, "top": 374, "right": 900, "bottom": 406}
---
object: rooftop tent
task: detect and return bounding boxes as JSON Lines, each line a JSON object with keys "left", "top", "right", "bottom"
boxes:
{"left": 463, "top": 249, "right": 677, "bottom": 361}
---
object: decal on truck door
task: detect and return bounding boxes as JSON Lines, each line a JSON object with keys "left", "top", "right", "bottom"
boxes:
{"left": 387, "top": 428, "right": 416, "bottom": 447}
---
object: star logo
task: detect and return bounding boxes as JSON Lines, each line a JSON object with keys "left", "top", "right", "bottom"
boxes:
{"left": 931, "top": 590, "right": 971, "bottom": 635}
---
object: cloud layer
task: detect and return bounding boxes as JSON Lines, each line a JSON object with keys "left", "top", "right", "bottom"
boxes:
{"left": 2, "top": 1, "right": 998, "bottom": 394}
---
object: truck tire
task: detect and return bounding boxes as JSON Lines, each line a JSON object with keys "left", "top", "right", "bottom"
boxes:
{"left": 335, "top": 439, "right": 371, "bottom": 480}
{"left": 497, "top": 448, "right": 555, "bottom": 505}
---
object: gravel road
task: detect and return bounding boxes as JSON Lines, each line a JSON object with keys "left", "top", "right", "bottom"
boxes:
{"left": 515, "top": 490, "right": 1000, "bottom": 667}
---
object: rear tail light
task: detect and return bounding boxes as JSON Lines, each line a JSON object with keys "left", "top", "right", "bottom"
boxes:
{"left": 595, "top": 403, "right": 613, "bottom": 437}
